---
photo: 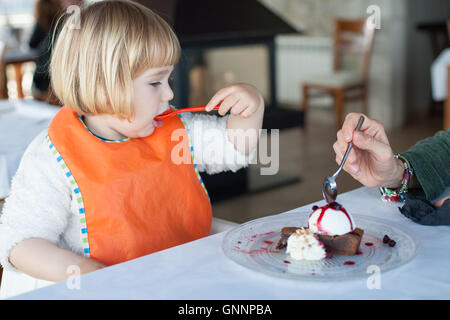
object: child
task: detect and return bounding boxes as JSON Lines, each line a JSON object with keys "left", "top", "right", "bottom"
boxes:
{"left": 0, "top": 0, "right": 264, "bottom": 297}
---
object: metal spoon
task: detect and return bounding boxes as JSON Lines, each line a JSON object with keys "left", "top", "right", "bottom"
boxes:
{"left": 322, "top": 115, "right": 365, "bottom": 203}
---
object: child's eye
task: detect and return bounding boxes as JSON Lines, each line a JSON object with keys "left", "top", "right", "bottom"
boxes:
{"left": 149, "top": 82, "right": 162, "bottom": 87}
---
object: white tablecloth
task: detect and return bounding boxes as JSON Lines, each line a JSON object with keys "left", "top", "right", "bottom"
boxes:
{"left": 0, "top": 99, "right": 59, "bottom": 199}
{"left": 13, "top": 187, "right": 450, "bottom": 300}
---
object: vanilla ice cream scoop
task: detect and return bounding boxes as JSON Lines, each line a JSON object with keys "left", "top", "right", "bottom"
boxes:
{"left": 308, "top": 202, "right": 355, "bottom": 236}
{"left": 286, "top": 228, "right": 326, "bottom": 260}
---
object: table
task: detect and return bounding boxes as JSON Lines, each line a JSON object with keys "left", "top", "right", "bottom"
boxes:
{"left": 0, "top": 99, "right": 59, "bottom": 199}
{"left": 13, "top": 187, "right": 450, "bottom": 300}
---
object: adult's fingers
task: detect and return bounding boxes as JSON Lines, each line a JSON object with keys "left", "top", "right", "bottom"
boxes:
{"left": 342, "top": 113, "right": 389, "bottom": 144}
{"left": 352, "top": 131, "right": 391, "bottom": 159}
{"left": 342, "top": 113, "right": 364, "bottom": 142}
{"left": 335, "top": 130, "right": 348, "bottom": 154}
{"left": 434, "top": 196, "right": 450, "bottom": 208}
{"left": 335, "top": 146, "right": 361, "bottom": 175}
{"left": 335, "top": 130, "right": 358, "bottom": 166}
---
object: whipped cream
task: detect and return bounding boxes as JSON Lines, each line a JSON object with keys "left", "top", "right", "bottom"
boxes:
{"left": 286, "top": 228, "right": 326, "bottom": 260}
{"left": 308, "top": 202, "right": 355, "bottom": 236}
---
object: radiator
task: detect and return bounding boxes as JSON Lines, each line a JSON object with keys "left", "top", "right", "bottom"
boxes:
{"left": 276, "top": 35, "right": 333, "bottom": 108}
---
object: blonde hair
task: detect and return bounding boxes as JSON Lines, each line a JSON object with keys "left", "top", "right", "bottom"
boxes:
{"left": 50, "top": 0, "right": 180, "bottom": 118}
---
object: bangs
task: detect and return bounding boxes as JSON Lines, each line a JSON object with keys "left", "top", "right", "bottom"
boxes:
{"left": 128, "top": 7, "right": 181, "bottom": 79}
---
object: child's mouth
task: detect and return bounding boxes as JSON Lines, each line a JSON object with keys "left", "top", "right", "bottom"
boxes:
{"left": 153, "top": 119, "right": 163, "bottom": 128}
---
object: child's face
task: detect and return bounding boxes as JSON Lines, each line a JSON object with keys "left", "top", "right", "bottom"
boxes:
{"left": 109, "top": 65, "right": 174, "bottom": 138}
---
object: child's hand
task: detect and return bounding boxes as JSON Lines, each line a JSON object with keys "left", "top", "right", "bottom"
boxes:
{"left": 205, "top": 83, "right": 264, "bottom": 118}
{"left": 204, "top": 83, "right": 265, "bottom": 156}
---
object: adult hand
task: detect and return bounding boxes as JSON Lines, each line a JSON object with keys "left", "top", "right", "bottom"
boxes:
{"left": 434, "top": 195, "right": 450, "bottom": 207}
{"left": 333, "top": 113, "right": 404, "bottom": 188}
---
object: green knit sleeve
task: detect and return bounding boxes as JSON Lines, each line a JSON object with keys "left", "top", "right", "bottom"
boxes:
{"left": 401, "top": 129, "right": 450, "bottom": 201}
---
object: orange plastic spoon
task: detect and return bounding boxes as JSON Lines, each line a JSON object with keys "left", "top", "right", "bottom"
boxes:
{"left": 154, "top": 105, "right": 221, "bottom": 121}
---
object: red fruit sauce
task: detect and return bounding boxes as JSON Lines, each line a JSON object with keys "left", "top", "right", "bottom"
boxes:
{"left": 314, "top": 202, "right": 353, "bottom": 234}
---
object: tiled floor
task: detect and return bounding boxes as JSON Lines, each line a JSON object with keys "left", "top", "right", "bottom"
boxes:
{"left": 211, "top": 107, "right": 443, "bottom": 224}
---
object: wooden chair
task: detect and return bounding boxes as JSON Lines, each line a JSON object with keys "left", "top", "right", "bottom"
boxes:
{"left": 301, "top": 18, "right": 376, "bottom": 127}
{"left": 0, "top": 41, "right": 7, "bottom": 99}
{"left": 447, "top": 20, "right": 450, "bottom": 43}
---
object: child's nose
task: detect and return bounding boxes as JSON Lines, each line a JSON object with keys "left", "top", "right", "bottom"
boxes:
{"left": 163, "top": 86, "right": 174, "bottom": 102}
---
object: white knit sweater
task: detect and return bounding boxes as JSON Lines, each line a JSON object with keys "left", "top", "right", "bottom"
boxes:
{"left": 0, "top": 113, "right": 255, "bottom": 298}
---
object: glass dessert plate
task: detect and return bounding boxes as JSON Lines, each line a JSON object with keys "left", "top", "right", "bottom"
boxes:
{"left": 222, "top": 212, "right": 420, "bottom": 281}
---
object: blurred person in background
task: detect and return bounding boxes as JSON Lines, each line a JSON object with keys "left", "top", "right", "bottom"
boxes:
{"left": 29, "top": 0, "right": 83, "bottom": 104}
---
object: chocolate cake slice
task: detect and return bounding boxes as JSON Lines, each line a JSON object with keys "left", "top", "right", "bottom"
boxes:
{"left": 276, "top": 227, "right": 299, "bottom": 250}
{"left": 276, "top": 227, "right": 364, "bottom": 255}
{"left": 317, "top": 228, "right": 364, "bottom": 255}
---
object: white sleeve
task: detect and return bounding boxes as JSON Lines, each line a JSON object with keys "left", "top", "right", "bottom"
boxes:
{"left": 179, "top": 113, "right": 257, "bottom": 175}
{"left": 0, "top": 130, "right": 72, "bottom": 272}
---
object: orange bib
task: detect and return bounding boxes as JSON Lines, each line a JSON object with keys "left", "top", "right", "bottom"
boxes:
{"left": 47, "top": 106, "right": 212, "bottom": 266}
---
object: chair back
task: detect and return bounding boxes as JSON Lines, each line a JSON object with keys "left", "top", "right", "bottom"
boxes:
{"left": 0, "top": 41, "right": 7, "bottom": 99}
{"left": 333, "top": 18, "right": 376, "bottom": 80}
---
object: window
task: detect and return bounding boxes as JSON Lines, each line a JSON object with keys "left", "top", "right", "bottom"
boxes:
{"left": 0, "top": 0, "right": 35, "bottom": 15}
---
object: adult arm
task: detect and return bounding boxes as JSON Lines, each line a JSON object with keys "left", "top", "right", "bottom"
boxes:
{"left": 334, "top": 113, "right": 449, "bottom": 204}
{"left": 401, "top": 129, "right": 450, "bottom": 201}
